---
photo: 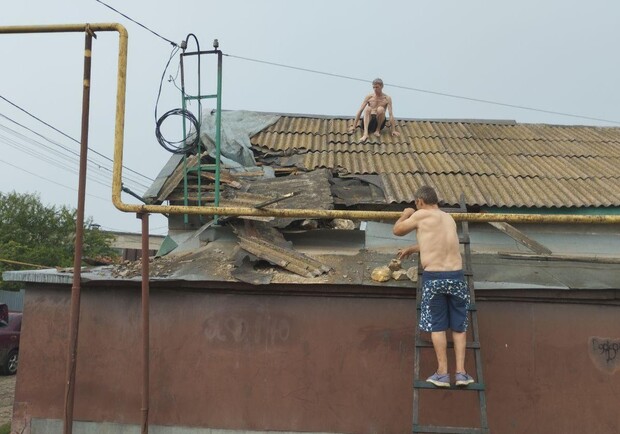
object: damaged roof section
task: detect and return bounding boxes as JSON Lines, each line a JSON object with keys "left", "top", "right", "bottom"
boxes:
{"left": 250, "top": 115, "right": 620, "bottom": 208}
{"left": 232, "top": 168, "right": 334, "bottom": 228}
{"left": 146, "top": 111, "right": 620, "bottom": 211}
{"left": 136, "top": 111, "right": 620, "bottom": 285}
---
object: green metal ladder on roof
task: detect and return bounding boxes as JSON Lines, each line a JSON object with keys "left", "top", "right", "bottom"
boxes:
{"left": 412, "top": 195, "right": 489, "bottom": 434}
{"left": 179, "top": 36, "right": 223, "bottom": 224}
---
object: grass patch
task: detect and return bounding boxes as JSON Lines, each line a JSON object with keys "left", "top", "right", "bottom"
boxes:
{"left": 0, "top": 422, "right": 10, "bottom": 434}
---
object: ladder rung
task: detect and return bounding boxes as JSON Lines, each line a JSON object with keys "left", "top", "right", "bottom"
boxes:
{"left": 417, "top": 304, "right": 477, "bottom": 312}
{"left": 184, "top": 94, "right": 218, "bottom": 100}
{"left": 413, "top": 424, "right": 485, "bottom": 433}
{"left": 458, "top": 236, "right": 470, "bottom": 244}
{"left": 414, "top": 380, "right": 485, "bottom": 391}
{"left": 186, "top": 164, "right": 218, "bottom": 172}
{"left": 416, "top": 339, "right": 480, "bottom": 349}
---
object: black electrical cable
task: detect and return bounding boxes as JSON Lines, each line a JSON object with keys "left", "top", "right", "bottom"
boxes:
{"left": 154, "top": 38, "right": 204, "bottom": 154}
{"left": 155, "top": 108, "right": 200, "bottom": 154}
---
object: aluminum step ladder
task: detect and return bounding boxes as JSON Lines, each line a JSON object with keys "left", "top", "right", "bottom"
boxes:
{"left": 412, "top": 196, "right": 489, "bottom": 434}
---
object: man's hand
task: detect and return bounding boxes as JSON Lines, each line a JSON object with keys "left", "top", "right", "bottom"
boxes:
{"left": 397, "top": 244, "right": 420, "bottom": 260}
{"left": 347, "top": 124, "right": 357, "bottom": 134}
{"left": 391, "top": 130, "right": 401, "bottom": 137}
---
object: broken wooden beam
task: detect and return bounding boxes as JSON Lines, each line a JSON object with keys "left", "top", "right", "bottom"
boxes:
{"left": 489, "top": 222, "right": 552, "bottom": 255}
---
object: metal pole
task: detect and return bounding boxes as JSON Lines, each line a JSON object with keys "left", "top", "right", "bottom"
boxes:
{"left": 180, "top": 51, "right": 190, "bottom": 225}
{"left": 63, "top": 26, "right": 94, "bottom": 434}
{"left": 214, "top": 51, "right": 222, "bottom": 213}
{"left": 139, "top": 213, "right": 150, "bottom": 434}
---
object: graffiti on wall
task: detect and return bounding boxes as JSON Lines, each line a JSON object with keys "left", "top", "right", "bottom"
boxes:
{"left": 203, "top": 313, "right": 292, "bottom": 347}
{"left": 588, "top": 337, "right": 620, "bottom": 374}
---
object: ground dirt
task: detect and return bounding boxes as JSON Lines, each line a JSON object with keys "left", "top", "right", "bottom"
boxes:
{"left": 0, "top": 375, "right": 15, "bottom": 426}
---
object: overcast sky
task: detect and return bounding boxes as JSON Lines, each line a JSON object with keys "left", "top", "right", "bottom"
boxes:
{"left": 1, "top": 0, "right": 619, "bottom": 235}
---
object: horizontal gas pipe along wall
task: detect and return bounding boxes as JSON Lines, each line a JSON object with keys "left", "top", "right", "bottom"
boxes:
{"left": 112, "top": 203, "right": 620, "bottom": 224}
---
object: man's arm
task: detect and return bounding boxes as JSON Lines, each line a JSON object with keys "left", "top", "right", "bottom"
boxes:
{"left": 387, "top": 96, "right": 400, "bottom": 137}
{"left": 393, "top": 207, "right": 418, "bottom": 236}
{"left": 348, "top": 95, "right": 371, "bottom": 133}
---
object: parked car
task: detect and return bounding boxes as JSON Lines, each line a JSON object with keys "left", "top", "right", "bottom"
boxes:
{"left": 0, "top": 311, "right": 21, "bottom": 375}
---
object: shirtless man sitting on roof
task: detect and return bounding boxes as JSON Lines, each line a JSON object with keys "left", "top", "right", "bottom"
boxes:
{"left": 348, "top": 78, "right": 400, "bottom": 142}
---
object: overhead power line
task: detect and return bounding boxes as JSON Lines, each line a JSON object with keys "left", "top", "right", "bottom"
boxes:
{"left": 0, "top": 158, "right": 110, "bottom": 202}
{"left": 95, "top": 0, "right": 620, "bottom": 126}
{"left": 0, "top": 131, "right": 119, "bottom": 191}
{"left": 0, "top": 116, "right": 122, "bottom": 185}
{"left": 94, "top": 0, "right": 178, "bottom": 47}
{"left": 0, "top": 115, "right": 150, "bottom": 191}
{"left": 224, "top": 54, "right": 620, "bottom": 126}
{"left": 0, "top": 94, "right": 154, "bottom": 183}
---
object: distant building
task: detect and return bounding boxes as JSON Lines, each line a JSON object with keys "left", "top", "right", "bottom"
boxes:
{"left": 108, "top": 231, "right": 165, "bottom": 261}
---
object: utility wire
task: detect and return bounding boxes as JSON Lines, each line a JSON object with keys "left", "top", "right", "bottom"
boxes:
{"left": 0, "top": 135, "right": 117, "bottom": 191}
{"left": 224, "top": 54, "right": 620, "bottom": 126}
{"left": 94, "top": 1, "right": 620, "bottom": 126}
{"left": 0, "top": 135, "right": 113, "bottom": 190}
{"left": 0, "top": 95, "right": 154, "bottom": 182}
{"left": 0, "top": 128, "right": 134, "bottom": 192}
{"left": 94, "top": 0, "right": 177, "bottom": 47}
{"left": 0, "top": 158, "right": 110, "bottom": 202}
{"left": 0, "top": 117, "right": 150, "bottom": 191}
{"left": 0, "top": 258, "right": 49, "bottom": 269}
{"left": 0, "top": 117, "right": 137, "bottom": 188}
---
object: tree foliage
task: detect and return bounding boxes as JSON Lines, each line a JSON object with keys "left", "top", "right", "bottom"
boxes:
{"left": 0, "top": 192, "right": 118, "bottom": 290}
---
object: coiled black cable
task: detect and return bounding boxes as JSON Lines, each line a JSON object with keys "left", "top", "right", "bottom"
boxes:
{"left": 155, "top": 108, "right": 200, "bottom": 154}
{"left": 154, "top": 45, "right": 201, "bottom": 154}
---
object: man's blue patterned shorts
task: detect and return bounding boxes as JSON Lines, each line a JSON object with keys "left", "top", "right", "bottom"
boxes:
{"left": 419, "top": 270, "right": 470, "bottom": 332}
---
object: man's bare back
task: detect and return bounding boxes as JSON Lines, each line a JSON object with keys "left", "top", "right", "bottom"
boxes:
{"left": 409, "top": 209, "right": 462, "bottom": 271}
{"left": 393, "top": 193, "right": 462, "bottom": 271}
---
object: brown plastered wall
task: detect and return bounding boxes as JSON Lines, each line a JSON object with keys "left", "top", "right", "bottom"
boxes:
{"left": 12, "top": 284, "right": 620, "bottom": 434}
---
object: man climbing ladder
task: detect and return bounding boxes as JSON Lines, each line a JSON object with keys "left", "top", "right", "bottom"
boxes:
{"left": 394, "top": 186, "right": 489, "bottom": 433}
{"left": 393, "top": 185, "right": 475, "bottom": 386}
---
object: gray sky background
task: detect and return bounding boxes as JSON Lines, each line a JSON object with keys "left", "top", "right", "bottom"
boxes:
{"left": 1, "top": 0, "right": 619, "bottom": 235}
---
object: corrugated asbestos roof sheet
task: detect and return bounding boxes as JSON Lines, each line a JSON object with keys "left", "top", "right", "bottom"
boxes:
{"left": 251, "top": 116, "right": 620, "bottom": 208}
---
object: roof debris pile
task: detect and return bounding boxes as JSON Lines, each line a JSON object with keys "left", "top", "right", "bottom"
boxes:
{"left": 108, "top": 253, "right": 193, "bottom": 279}
{"left": 371, "top": 259, "right": 417, "bottom": 283}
